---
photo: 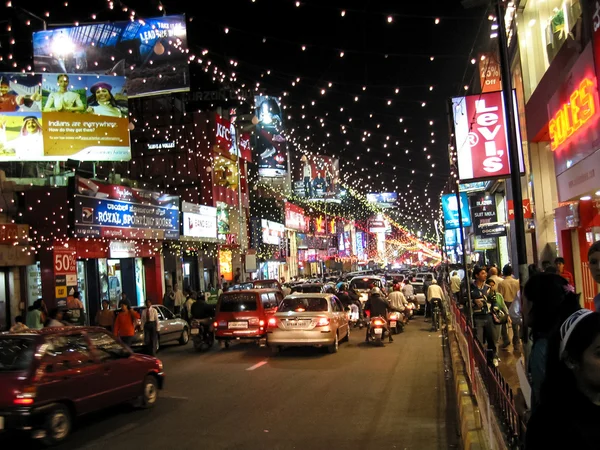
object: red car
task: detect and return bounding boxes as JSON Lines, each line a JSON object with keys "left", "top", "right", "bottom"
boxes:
{"left": 0, "top": 326, "right": 164, "bottom": 445}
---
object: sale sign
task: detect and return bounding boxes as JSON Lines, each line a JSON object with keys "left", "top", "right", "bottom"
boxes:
{"left": 452, "top": 90, "right": 524, "bottom": 182}
{"left": 53, "top": 247, "right": 77, "bottom": 307}
{"left": 479, "top": 53, "right": 501, "bottom": 93}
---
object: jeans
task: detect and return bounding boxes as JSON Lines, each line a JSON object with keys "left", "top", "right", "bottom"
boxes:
{"left": 120, "top": 335, "right": 134, "bottom": 347}
{"left": 500, "top": 321, "right": 521, "bottom": 347}
{"left": 144, "top": 321, "right": 158, "bottom": 356}
{"left": 474, "top": 314, "right": 497, "bottom": 360}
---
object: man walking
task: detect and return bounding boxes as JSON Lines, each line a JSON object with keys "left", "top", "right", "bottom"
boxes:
{"left": 498, "top": 264, "right": 521, "bottom": 349}
{"left": 142, "top": 299, "right": 159, "bottom": 356}
{"left": 450, "top": 271, "right": 461, "bottom": 303}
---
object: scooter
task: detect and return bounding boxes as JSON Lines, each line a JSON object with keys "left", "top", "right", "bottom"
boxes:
{"left": 191, "top": 319, "right": 215, "bottom": 352}
{"left": 387, "top": 311, "right": 405, "bottom": 334}
{"left": 367, "top": 316, "right": 388, "bottom": 346}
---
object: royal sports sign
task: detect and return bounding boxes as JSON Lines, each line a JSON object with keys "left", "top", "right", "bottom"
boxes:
{"left": 451, "top": 90, "right": 524, "bottom": 182}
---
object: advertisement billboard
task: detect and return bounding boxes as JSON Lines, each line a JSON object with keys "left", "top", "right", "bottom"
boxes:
{"left": 441, "top": 193, "right": 472, "bottom": 229}
{"left": 470, "top": 194, "right": 497, "bottom": 236}
{"left": 261, "top": 219, "right": 285, "bottom": 246}
{"left": 182, "top": 202, "right": 218, "bottom": 240}
{"left": 0, "top": 72, "right": 130, "bottom": 161}
{"left": 366, "top": 192, "right": 397, "bottom": 208}
{"left": 255, "top": 95, "right": 287, "bottom": 177}
{"left": 284, "top": 203, "right": 309, "bottom": 232}
{"left": 292, "top": 153, "right": 341, "bottom": 202}
{"left": 73, "top": 176, "right": 179, "bottom": 240}
{"left": 33, "top": 15, "right": 189, "bottom": 98}
{"left": 451, "top": 90, "right": 524, "bottom": 182}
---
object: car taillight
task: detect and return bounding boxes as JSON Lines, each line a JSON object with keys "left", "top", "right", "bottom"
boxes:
{"left": 373, "top": 319, "right": 384, "bottom": 326}
{"left": 389, "top": 313, "right": 399, "bottom": 320}
{"left": 213, "top": 321, "right": 218, "bottom": 328}
{"left": 14, "top": 386, "right": 36, "bottom": 406}
{"left": 315, "top": 317, "right": 330, "bottom": 327}
{"left": 267, "top": 317, "right": 277, "bottom": 328}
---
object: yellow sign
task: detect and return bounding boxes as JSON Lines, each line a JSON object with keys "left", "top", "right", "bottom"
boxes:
{"left": 55, "top": 286, "right": 67, "bottom": 298}
{"left": 219, "top": 248, "right": 233, "bottom": 282}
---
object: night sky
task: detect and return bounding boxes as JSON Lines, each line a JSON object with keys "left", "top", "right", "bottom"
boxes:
{"left": 2, "top": 0, "right": 488, "bottom": 239}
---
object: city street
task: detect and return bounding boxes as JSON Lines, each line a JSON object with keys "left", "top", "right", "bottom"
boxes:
{"left": 30, "top": 317, "right": 457, "bottom": 450}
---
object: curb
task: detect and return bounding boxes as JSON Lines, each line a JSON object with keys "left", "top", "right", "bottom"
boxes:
{"left": 447, "top": 325, "right": 489, "bottom": 450}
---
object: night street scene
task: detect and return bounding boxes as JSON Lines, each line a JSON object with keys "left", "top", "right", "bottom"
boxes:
{"left": 1, "top": 0, "right": 600, "bottom": 449}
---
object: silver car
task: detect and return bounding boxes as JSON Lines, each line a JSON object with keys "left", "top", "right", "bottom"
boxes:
{"left": 267, "top": 293, "right": 350, "bottom": 354}
{"left": 132, "top": 305, "right": 190, "bottom": 352}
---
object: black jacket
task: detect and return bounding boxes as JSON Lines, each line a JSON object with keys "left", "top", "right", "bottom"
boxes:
{"left": 364, "top": 294, "right": 389, "bottom": 318}
{"left": 336, "top": 291, "right": 352, "bottom": 308}
{"left": 191, "top": 301, "right": 214, "bottom": 320}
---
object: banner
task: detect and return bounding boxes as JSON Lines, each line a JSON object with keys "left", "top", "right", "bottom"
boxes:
{"left": 285, "top": 203, "right": 309, "bottom": 231}
{"left": 366, "top": 192, "right": 397, "bottom": 208}
{"left": 470, "top": 194, "right": 497, "bottom": 236}
{"left": 292, "top": 153, "right": 341, "bottom": 202}
{"left": 73, "top": 176, "right": 179, "bottom": 240}
{"left": 261, "top": 219, "right": 285, "bottom": 246}
{"left": 451, "top": 90, "right": 524, "bottom": 182}
{"left": 441, "top": 193, "right": 472, "bottom": 229}
{"left": 33, "top": 15, "right": 189, "bottom": 98}
{"left": 507, "top": 199, "right": 533, "bottom": 220}
{"left": 478, "top": 223, "right": 507, "bottom": 238}
{"left": 182, "top": 201, "right": 218, "bottom": 240}
{"left": 0, "top": 72, "right": 130, "bottom": 161}
{"left": 255, "top": 95, "right": 287, "bottom": 177}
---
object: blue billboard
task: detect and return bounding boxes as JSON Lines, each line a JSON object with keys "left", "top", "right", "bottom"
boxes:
{"left": 366, "top": 192, "right": 398, "bottom": 208}
{"left": 442, "top": 193, "right": 471, "bottom": 229}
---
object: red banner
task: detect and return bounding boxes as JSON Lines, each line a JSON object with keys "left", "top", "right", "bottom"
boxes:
{"left": 215, "top": 114, "right": 233, "bottom": 152}
{"left": 507, "top": 199, "right": 533, "bottom": 220}
{"left": 285, "top": 203, "right": 308, "bottom": 232}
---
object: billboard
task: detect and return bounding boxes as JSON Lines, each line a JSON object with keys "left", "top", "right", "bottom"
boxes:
{"left": 0, "top": 72, "right": 130, "bottom": 161}
{"left": 73, "top": 176, "right": 179, "bottom": 240}
{"left": 33, "top": 15, "right": 189, "bottom": 98}
{"left": 285, "top": 202, "right": 309, "bottom": 232}
{"left": 261, "top": 219, "right": 285, "bottom": 246}
{"left": 255, "top": 95, "right": 287, "bottom": 177}
{"left": 441, "top": 193, "right": 472, "bottom": 229}
{"left": 182, "top": 202, "right": 218, "bottom": 240}
{"left": 366, "top": 192, "right": 397, "bottom": 208}
{"left": 292, "top": 153, "right": 341, "bottom": 201}
{"left": 470, "top": 194, "right": 497, "bottom": 236}
{"left": 451, "top": 90, "right": 524, "bottom": 182}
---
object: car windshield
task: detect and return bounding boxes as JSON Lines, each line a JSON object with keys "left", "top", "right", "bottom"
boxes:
{"left": 255, "top": 281, "right": 278, "bottom": 289}
{"left": 350, "top": 278, "right": 382, "bottom": 290}
{"left": 279, "top": 297, "right": 328, "bottom": 313}
{"left": 291, "top": 284, "right": 323, "bottom": 293}
{"left": 220, "top": 293, "right": 258, "bottom": 312}
{"left": 0, "top": 336, "right": 36, "bottom": 371}
{"left": 229, "top": 283, "right": 253, "bottom": 291}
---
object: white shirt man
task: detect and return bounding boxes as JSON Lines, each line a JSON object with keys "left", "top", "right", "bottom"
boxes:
{"left": 141, "top": 305, "right": 159, "bottom": 327}
{"left": 427, "top": 280, "right": 444, "bottom": 301}
{"left": 388, "top": 290, "right": 408, "bottom": 311}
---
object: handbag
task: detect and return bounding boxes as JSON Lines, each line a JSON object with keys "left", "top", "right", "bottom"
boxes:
{"left": 491, "top": 305, "right": 508, "bottom": 324}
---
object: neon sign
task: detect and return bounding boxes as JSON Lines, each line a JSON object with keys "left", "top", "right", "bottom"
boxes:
{"left": 549, "top": 77, "right": 597, "bottom": 151}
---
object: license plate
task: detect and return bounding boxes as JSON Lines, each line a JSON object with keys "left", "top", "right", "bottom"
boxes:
{"left": 190, "top": 328, "right": 200, "bottom": 335}
{"left": 390, "top": 321, "right": 397, "bottom": 327}
{"left": 228, "top": 321, "right": 248, "bottom": 329}
{"left": 374, "top": 328, "right": 383, "bottom": 335}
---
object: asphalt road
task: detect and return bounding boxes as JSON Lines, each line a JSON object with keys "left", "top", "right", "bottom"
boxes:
{"left": 13, "top": 316, "right": 459, "bottom": 450}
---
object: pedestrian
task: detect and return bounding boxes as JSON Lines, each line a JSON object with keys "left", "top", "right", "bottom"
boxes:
{"left": 450, "top": 271, "right": 461, "bottom": 303}
{"left": 487, "top": 266, "right": 504, "bottom": 289}
{"left": 26, "top": 299, "right": 45, "bottom": 330}
{"left": 173, "top": 283, "right": 184, "bottom": 315}
{"left": 522, "top": 272, "right": 581, "bottom": 412}
{"left": 554, "top": 257, "right": 574, "bottom": 287}
{"left": 9, "top": 315, "right": 29, "bottom": 333}
{"left": 163, "top": 285, "right": 175, "bottom": 311}
{"left": 498, "top": 264, "right": 521, "bottom": 349}
{"left": 526, "top": 310, "right": 600, "bottom": 449}
{"left": 95, "top": 299, "right": 115, "bottom": 331}
{"left": 234, "top": 267, "right": 241, "bottom": 284}
{"left": 113, "top": 300, "right": 140, "bottom": 346}
{"left": 67, "top": 291, "right": 84, "bottom": 309}
{"left": 423, "top": 274, "right": 433, "bottom": 318}
{"left": 586, "top": 240, "right": 600, "bottom": 311}
{"left": 45, "top": 308, "right": 66, "bottom": 327}
{"left": 471, "top": 266, "right": 498, "bottom": 366}
{"left": 141, "top": 299, "right": 159, "bottom": 356}
{"left": 486, "top": 279, "right": 510, "bottom": 348}
{"left": 508, "top": 290, "right": 523, "bottom": 351}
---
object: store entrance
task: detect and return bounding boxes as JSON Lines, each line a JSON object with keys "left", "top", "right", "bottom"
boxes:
{"left": 183, "top": 256, "right": 200, "bottom": 293}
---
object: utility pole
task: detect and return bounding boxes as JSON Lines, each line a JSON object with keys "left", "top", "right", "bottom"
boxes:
{"left": 495, "top": 0, "right": 529, "bottom": 285}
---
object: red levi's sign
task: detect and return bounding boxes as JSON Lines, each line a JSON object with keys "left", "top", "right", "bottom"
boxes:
{"left": 452, "top": 90, "right": 524, "bottom": 182}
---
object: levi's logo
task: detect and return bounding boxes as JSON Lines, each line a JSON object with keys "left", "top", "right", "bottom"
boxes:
{"left": 472, "top": 99, "right": 505, "bottom": 173}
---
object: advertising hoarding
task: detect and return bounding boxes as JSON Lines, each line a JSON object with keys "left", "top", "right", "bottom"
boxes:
{"left": 356, "top": 231, "right": 366, "bottom": 260}
{"left": 0, "top": 72, "right": 130, "bottom": 161}
{"left": 292, "top": 153, "right": 341, "bottom": 201}
{"left": 366, "top": 192, "right": 397, "bottom": 208}
{"left": 182, "top": 201, "right": 218, "bottom": 239}
{"left": 73, "top": 176, "right": 179, "bottom": 240}
{"left": 33, "top": 15, "right": 189, "bottom": 98}
{"left": 470, "top": 194, "right": 497, "bottom": 236}
{"left": 451, "top": 90, "right": 524, "bottom": 182}
{"left": 255, "top": 95, "right": 287, "bottom": 177}
{"left": 284, "top": 202, "right": 309, "bottom": 232}
{"left": 261, "top": 219, "right": 285, "bottom": 246}
{"left": 441, "top": 193, "right": 472, "bottom": 229}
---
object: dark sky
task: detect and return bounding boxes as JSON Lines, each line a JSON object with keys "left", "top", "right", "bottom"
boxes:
{"left": 2, "top": 0, "right": 487, "bottom": 238}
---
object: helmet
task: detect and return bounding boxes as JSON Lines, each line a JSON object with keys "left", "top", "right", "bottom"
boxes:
{"left": 339, "top": 283, "right": 349, "bottom": 291}
{"left": 393, "top": 283, "right": 401, "bottom": 291}
{"left": 322, "top": 285, "right": 337, "bottom": 294}
{"left": 370, "top": 287, "right": 382, "bottom": 296}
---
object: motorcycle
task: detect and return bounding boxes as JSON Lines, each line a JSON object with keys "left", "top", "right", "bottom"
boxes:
{"left": 191, "top": 319, "right": 215, "bottom": 352}
{"left": 387, "top": 311, "right": 405, "bottom": 334}
{"left": 367, "top": 316, "right": 388, "bottom": 346}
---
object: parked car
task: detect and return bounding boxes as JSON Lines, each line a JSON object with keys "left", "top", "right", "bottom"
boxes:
{"left": 0, "top": 327, "right": 164, "bottom": 445}
{"left": 349, "top": 276, "right": 387, "bottom": 303}
{"left": 214, "top": 289, "right": 283, "bottom": 348}
{"left": 411, "top": 281, "right": 427, "bottom": 309}
{"left": 267, "top": 293, "right": 350, "bottom": 354}
{"left": 290, "top": 283, "right": 324, "bottom": 294}
{"left": 252, "top": 279, "right": 282, "bottom": 292}
{"left": 131, "top": 305, "right": 189, "bottom": 353}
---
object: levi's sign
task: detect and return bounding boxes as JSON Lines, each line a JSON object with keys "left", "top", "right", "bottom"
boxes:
{"left": 548, "top": 78, "right": 597, "bottom": 151}
{"left": 452, "top": 90, "right": 524, "bottom": 182}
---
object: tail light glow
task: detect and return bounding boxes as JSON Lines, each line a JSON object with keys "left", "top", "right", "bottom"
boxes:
{"left": 213, "top": 321, "right": 218, "bottom": 328}
{"left": 373, "top": 319, "right": 384, "bottom": 326}
{"left": 14, "top": 386, "right": 36, "bottom": 406}
{"left": 268, "top": 317, "right": 277, "bottom": 327}
{"left": 315, "top": 317, "right": 330, "bottom": 326}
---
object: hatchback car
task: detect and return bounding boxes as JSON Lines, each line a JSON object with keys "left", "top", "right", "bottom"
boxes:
{"left": 214, "top": 289, "right": 283, "bottom": 348}
{"left": 131, "top": 305, "right": 189, "bottom": 353}
{"left": 267, "top": 293, "right": 350, "bottom": 354}
{"left": 0, "top": 327, "right": 164, "bottom": 445}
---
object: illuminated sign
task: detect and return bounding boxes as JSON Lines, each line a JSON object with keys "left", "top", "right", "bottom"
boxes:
{"left": 548, "top": 77, "right": 597, "bottom": 151}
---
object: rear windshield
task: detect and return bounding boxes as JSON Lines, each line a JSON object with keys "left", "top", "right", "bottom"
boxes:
{"left": 291, "top": 285, "right": 323, "bottom": 293}
{"left": 350, "top": 279, "right": 382, "bottom": 290}
{"left": 279, "top": 297, "right": 329, "bottom": 313}
{"left": 0, "top": 337, "right": 36, "bottom": 371}
{"left": 219, "top": 293, "right": 258, "bottom": 312}
{"left": 413, "top": 284, "right": 424, "bottom": 294}
{"left": 254, "top": 281, "right": 279, "bottom": 289}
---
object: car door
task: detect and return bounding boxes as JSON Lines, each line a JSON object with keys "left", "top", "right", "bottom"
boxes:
{"left": 329, "top": 297, "right": 341, "bottom": 333}
{"left": 157, "top": 305, "right": 181, "bottom": 343}
{"left": 334, "top": 297, "right": 349, "bottom": 338}
{"left": 37, "top": 332, "right": 104, "bottom": 415}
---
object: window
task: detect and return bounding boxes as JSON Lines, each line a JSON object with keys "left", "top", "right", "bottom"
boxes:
{"left": 334, "top": 298, "right": 345, "bottom": 312}
{"left": 331, "top": 297, "right": 341, "bottom": 312}
{"left": 88, "top": 331, "right": 130, "bottom": 361}
{"left": 43, "top": 333, "right": 93, "bottom": 369}
{"left": 279, "top": 297, "right": 329, "bottom": 312}
{"left": 262, "top": 293, "right": 278, "bottom": 310}
{"left": 0, "top": 337, "right": 36, "bottom": 372}
{"left": 219, "top": 293, "right": 258, "bottom": 312}
{"left": 158, "top": 306, "right": 173, "bottom": 320}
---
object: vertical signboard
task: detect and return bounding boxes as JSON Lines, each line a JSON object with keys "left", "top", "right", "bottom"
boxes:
{"left": 470, "top": 194, "right": 498, "bottom": 236}
{"left": 441, "top": 193, "right": 472, "bottom": 229}
{"left": 255, "top": 95, "right": 287, "bottom": 177}
{"left": 53, "top": 247, "right": 77, "bottom": 307}
{"left": 479, "top": 53, "right": 501, "bottom": 93}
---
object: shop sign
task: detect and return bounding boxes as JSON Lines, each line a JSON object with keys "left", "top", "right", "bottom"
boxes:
{"left": 53, "top": 246, "right": 77, "bottom": 308}
{"left": 479, "top": 53, "right": 501, "bottom": 93}
{"left": 470, "top": 195, "right": 497, "bottom": 236}
{"left": 261, "top": 219, "right": 285, "bottom": 246}
{"left": 285, "top": 203, "right": 309, "bottom": 232}
{"left": 0, "top": 245, "right": 34, "bottom": 267}
{"left": 507, "top": 199, "right": 533, "bottom": 220}
{"left": 474, "top": 236, "right": 497, "bottom": 250}
{"left": 441, "top": 193, "right": 472, "bottom": 229}
{"left": 182, "top": 201, "right": 218, "bottom": 239}
{"left": 73, "top": 176, "right": 180, "bottom": 240}
{"left": 147, "top": 141, "right": 176, "bottom": 151}
{"left": 219, "top": 248, "right": 233, "bottom": 282}
{"left": 215, "top": 114, "right": 236, "bottom": 156}
{"left": 478, "top": 223, "right": 507, "bottom": 238}
{"left": 451, "top": 90, "right": 524, "bottom": 182}
{"left": 459, "top": 181, "right": 488, "bottom": 193}
{"left": 0, "top": 224, "right": 29, "bottom": 244}
{"left": 109, "top": 241, "right": 136, "bottom": 259}
{"left": 255, "top": 95, "right": 288, "bottom": 177}
{"left": 314, "top": 216, "right": 326, "bottom": 235}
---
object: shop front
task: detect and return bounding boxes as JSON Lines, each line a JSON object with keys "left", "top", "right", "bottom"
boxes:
{"left": 251, "top": 218, "right": 287, "bottom": 281}
{"left": 284, "top": 202, "right": 309, "bottom": 280}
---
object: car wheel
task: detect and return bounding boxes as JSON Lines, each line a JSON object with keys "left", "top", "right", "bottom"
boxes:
{"left": 327, "top": 332, "right": 339, "bottom": 353}
{"left": 139, "top": 375, "right": 159, "bottom": 408}
{"left": 342, "top": 325, "right": 350, "bottom": 343}
{"left": 179, "top": 328, "right": 189, "bottom": 345}
{"left": 42, "top": 404, "right": 72, "bottom": 445}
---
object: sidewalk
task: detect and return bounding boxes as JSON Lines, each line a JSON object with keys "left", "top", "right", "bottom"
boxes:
{"left": 496, "top": 332, "right": 529, "bottom": 420}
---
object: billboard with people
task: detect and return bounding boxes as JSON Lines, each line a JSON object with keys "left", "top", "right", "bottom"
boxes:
{"left": 255, "top": 95, "right": 287, "bottom": 177}
{"left": 0, "top": 72, "right": 130, "bottom": 161}
{"left": 292, "top": 153, "right": 340, "bottom": 202}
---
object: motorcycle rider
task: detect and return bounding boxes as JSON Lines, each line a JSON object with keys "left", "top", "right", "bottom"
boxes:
{"left": 190, "top": 294, "right": 215, "bottom": 337}
{"left": 364, "top": 287, "right": 393, "bottom": 343}
{"left": 388, "top": 284, "right": 409, "bottom": 323}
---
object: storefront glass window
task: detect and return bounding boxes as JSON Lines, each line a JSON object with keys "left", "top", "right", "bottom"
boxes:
{"left": 107, "top": 259, "right": 122, "bottom": 306}
{"left": 98, "top": 258, "right": 110, "bottom": 306}
{"left": 517, "top": 0, "right": 582, "bottom": 100}
{"left": 134, "top": 257, "right": 145, "bottom": 307}
{"left": 76, "top": 261, "right": 87, "bottom": 311}
{"left": 26, "top": 263, "right": 42, "bottom": 307}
